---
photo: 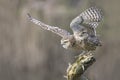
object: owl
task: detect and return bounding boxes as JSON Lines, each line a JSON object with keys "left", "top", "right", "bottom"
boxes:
{"left": 27, "top": 7, "right": 103, "bottom": 52}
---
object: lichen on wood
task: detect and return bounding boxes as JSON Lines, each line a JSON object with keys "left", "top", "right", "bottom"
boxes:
{"left": 65, "top": 51, "right": 95, "bottom": 80}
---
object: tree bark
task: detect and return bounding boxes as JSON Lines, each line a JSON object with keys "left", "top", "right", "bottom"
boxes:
{"left": 66, "top": 52, "right": 95, "bottom": 80}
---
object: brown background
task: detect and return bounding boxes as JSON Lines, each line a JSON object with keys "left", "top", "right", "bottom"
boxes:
{"left": 0, "top": 0, "right": 120, "bottom": 80}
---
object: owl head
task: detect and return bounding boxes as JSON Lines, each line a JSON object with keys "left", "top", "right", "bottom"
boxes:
{"left": 60, "top": 35, "right": 75, "bottom": 49}
{"left": 74, "top": 28, "right": 88, "bottom": 41}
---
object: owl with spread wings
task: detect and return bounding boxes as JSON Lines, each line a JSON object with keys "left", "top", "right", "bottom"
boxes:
{"left": 27, "top": 7, "right": 103, "bottom": 52}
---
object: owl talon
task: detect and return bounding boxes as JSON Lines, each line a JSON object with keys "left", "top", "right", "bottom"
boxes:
{"left": 82, "top": 65, "right": 85, "bottom": 71}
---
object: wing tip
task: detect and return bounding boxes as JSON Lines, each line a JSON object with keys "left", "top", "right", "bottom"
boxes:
{"left": 27, "top": 13, "right": 32, "bottom": 20}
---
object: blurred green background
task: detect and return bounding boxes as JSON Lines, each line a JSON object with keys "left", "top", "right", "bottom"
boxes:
{"left": 0, "top": 0, "right": 120, "bottom": 80}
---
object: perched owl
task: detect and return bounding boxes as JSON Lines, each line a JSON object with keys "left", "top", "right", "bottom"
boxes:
{"left": 27, "top": 7, "right": 103, "bottom": 52}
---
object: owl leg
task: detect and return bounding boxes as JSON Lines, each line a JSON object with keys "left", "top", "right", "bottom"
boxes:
{"left": 75, "top": 50, "right": 87, "bottom": 59}
{"left": 79, "top": 50, "right": 87, "bottom": 56}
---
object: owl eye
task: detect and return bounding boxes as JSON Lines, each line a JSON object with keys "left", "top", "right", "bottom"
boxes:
{"left": 80, "top": 31, "right": 88, "bottom": 37}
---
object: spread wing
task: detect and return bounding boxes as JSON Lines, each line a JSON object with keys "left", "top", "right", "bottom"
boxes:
{"left": 27, "top": 13, "right": 71, "bottom": 37}
{"left": 70, "top": 7, "right": 103, "bottom": 36}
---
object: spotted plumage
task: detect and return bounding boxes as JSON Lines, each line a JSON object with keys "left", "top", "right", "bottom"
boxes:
{"left": 27, "top": 7, "right": 103, "bottom": 52}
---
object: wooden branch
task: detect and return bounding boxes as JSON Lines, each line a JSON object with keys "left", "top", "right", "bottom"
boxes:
{"left": 65, "top": 51, "right": 95, "bottom": 80}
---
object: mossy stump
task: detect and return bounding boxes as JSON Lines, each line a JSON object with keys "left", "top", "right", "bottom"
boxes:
{"left": 65, "top": 52, "right": 95, "bottom": 80}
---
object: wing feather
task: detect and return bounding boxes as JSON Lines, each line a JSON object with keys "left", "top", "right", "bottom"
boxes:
{"left": 70, "top": 7, "right": 103, "bottom": 35}
{"left": 27, "top": 13, "right": 71, "bottom": 37}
